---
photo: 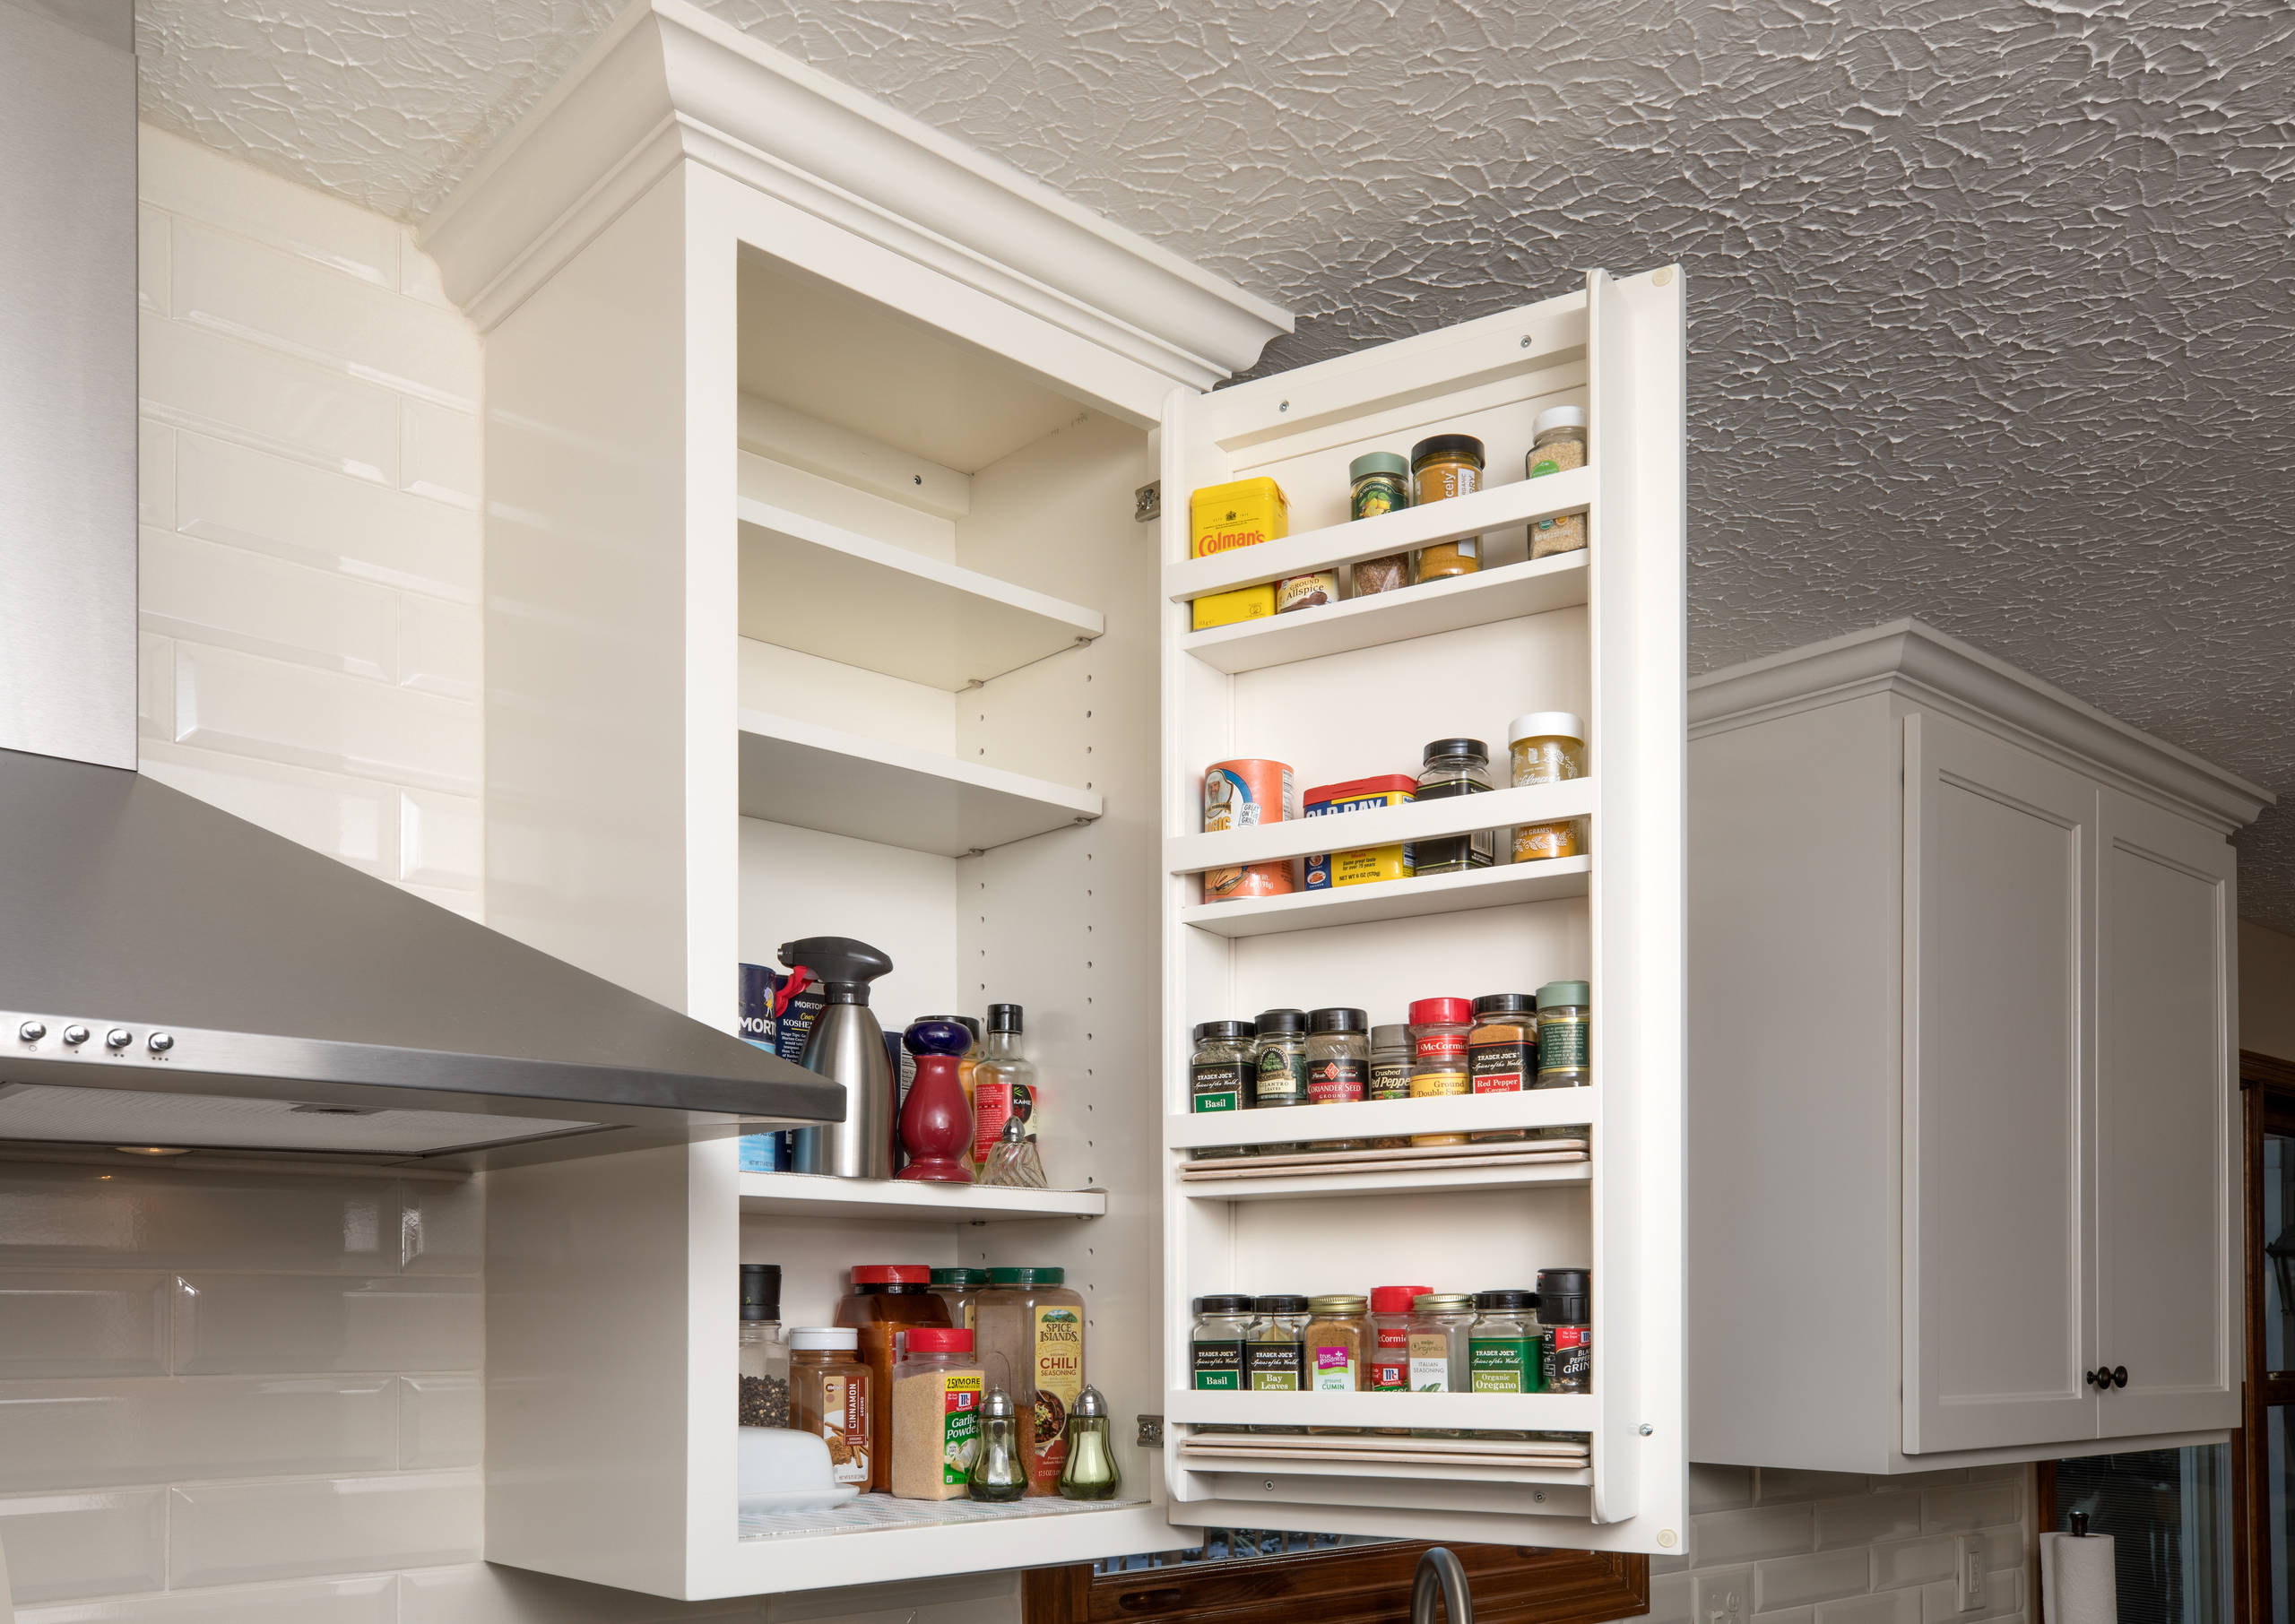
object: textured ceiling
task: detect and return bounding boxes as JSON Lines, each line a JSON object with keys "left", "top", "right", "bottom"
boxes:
{"left": 135, "top": 0, "right": 2295, "bottom": 927}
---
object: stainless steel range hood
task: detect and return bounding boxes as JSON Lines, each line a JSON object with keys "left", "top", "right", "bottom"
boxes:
{"left": 0, "top": 0, "right": 843, "bottom": 1165}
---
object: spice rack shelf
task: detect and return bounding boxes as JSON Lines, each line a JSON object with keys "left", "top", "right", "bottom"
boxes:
{"left": 1166, "top": 1389, "right": 1597, "bottom": 1431}
{"left": 1173, "top": 1156, "right": 1589, "bottom": 1202}
{"left": 739, "top": 1493, "right": 1154, "bottom": 1542}
{"left": 1177, "top": 551, "right": 1589, "bottom": 677}
{"left": 1164, "top": 781, "right": 1594, "bottom": 876}
{"left": 736, "top": 1173, "right": 1107, "bottom": 1222}
{"left": 1177, "top": 856, "right": 1591, "bottom": 938}
{"left": 1161, "top": 466, "right": 1594, "bottom": 603}
{"left": 737, "top": 708, "right": 1102, "bottom": 857}
{"left": 737, "top": 497, "right": 1104, "bottom": 691}
{"left": 1177, "top": 1448, "right": 1594, "bottom": 1491}
{"left": 1165, "top": 1088, "right": 1596, "bottom": 1152}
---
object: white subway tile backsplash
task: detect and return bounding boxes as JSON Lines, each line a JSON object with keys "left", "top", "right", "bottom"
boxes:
{"left": 0, "top": 1378, "right": 395, "bottom": 1490}
{"left": 1756, "top": 1550, "right": 1871, "bottom": 1611}
{"left": 399, "top": 1563, "right": 764, "bottom": 1623}
{"left": 400, "top": 399, "right": 480, "bottom": 510}
{"left": 139, "top": 126, "right": 400, "bottom": 289}
{"left": 1815, "top": 1490, "right": 1926, "bottom": 1551}
{"left": 0, "top": 1274, "right": 169, "bottom": 1378}
{"left": 398, "top": 882, "right": 488, "bottom": 921}
{"left": 140, "top": 422, "right": 176, "bottom": 528}
{"left": 1642, "top": 1571, "right": 1693, "bottom": 1624}
{"left": 398, "top": 1179, "right": 482, "bottom": 1275}
{"left": 140, "top": 313, "right": 398, "bottom": 483}
{"left": 1695, "top": 1566, "right": 1755, "bottom": 1624}
{"left": 398, "top": 788, "right": 482, "bottom": 890}
{"left": 138, "top": 206, "right": 169, "bottom": 315}
{"left": 1814, "top": 1590, "right": 1922, "bottom": 1624}
{"left": 1922, "top": 1481, "right": 2021, "bottom": 1533}
{"left": 174, "top": 1276, "right": 482, "bottom": 1376}
{"left": 137, "top": 634, "right": 175, "bottom": 741}
{"left": 170, "top": 221, "right": 479, "bottom": 410}
{"left": 398, "top": 1377, "right": 482, "bottom": 1469}
{"left": 1918, "top": 1569, "right": 2023, "bottom": 1624}
{"left": 16, "top": 1572, "right": 398, "bottom": 1623}
{"left": 173, "top": 640, "right": 479, "bottom": 792}
{"left": 173, "top": 429, "right": 479, "bottom": 601}
{"left": 0, "top": 1490, "right": 167, "bottom": 1602}
{"left": 169, "top": 1471, "right": 481, "bottom": 1587}
{"left": 0, "top": 1162, "right": 405, "bottom": 1274}
{"left": 1759, "top": 1469, "right": 1870, "bottom": 1502}
{"left": 1697, "top": 1502, "right": 1817, "bottom": 1565}
{"left": 138, "top": 740, "right": 397, "bottom": 877}
{"left": 395, "top": 596, "right": 481, "bottom": 701}
{"left": 141, "top": 529, "right": 396, "bottom": 679}
{"left": 1691, "top": 1463, "right": 1756, "bottom": 1513}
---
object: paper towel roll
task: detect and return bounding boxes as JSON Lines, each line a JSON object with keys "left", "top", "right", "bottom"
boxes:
{"left": 2041, "top": 1532, "right": 2117, "bottom": 1624}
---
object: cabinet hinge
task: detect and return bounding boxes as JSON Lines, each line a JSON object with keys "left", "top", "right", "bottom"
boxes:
{"left": 1134, "top": 481, "right": 1161, "bottom": 523}
{"left": 1137, "top": 1413, "right": 1164, "bottom": 1447}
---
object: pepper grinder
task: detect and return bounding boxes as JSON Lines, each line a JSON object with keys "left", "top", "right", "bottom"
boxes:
{"left": 898, "top": 1019, "right": 974, "bottom": 1182}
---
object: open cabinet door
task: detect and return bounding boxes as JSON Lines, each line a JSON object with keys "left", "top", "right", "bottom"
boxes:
{"left": 1155, "top": 270, "right": 1685, "bottom": 1551}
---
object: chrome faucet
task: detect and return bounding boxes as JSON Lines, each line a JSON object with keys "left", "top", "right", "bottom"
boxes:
{"left": 1413, "top": 1547, "right": 1473, "bottom": 1624}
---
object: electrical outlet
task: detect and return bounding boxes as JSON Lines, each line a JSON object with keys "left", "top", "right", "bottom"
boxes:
{"left": 1695, "top": 1570, "right": 1749, "bottom": 1624}
{"left": 1956, "top": 1534, "right": 1986, "bottom": 1612}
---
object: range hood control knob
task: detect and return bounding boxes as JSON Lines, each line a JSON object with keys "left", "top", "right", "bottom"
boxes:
{"left": 147, "top": 1032, "right": 174, "bottom": 1053}
{"left": 18, "top": 1021, "right": 46, "bottom": 1042}
{"left": 105, "top": 1028, "right": 133, "bottom": 1050}
{"left": 62, "top": 1024, "right": 89, "bottom": 1046}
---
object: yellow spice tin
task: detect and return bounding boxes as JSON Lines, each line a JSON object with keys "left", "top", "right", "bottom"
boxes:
{"left": 1189, "top": 477, "right": 1289, "bottom": 631}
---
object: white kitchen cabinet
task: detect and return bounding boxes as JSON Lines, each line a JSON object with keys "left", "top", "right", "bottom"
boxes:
{"left": 1687, "top": 621, "right": 2267, "bottom": 1475}
{"left": 422, "top": 0, "right": 1685, "bottom": 1598}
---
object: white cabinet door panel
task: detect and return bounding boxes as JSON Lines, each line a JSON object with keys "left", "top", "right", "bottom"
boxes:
{"left": 2093, "top": 789, "right": 2238, "bottom": 1437}
{"left": 1903, "top": 713, "right": 2098, "bottom": 1454}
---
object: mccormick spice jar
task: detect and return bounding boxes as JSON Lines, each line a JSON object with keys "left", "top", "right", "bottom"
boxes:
{"left": 1414, "top": 739, "right": 1496, "bottom": 875}
{"left": 1304, "top": 1294, "right": 1370, "bottom": 1391}
{"left": 1303, "top": 775, "right": 1416, "bottom": 890}
{"left": 1368, "top": 1284, "right": 1429, "bottom": 1393}
{"left": 1525, "top": 406, "right": 1589, "bottom": 558}
{"left": 1348, "top": 451, "right": 1414, "bottom": 596}
{"left": 1191, "top": 1295, "right": 1255, "bottom": 1390}
{"left": 1201, "top": 758, "right": 1296, "bottom": 904}
{"left": 1190, "top": 478, "right": 1287, "bottom": 631}
{"left": 974, "top": 1266, "right": 1087, "bottom": 1496}
{"left": 1469, "top": 1290, "right": 1544, "bottom": 1393}
{"left": 1410, "top": 435, "right": 1485, "bottom": 580}
{"left": 890, "top": 1327, "right": 983, "bottom": 1499}
{"left": 1536, "top": 980, "right": 1591, "bottom": 1088}
{"left": 834, "top": 1265, "right": 951, "bottom": 1493}
{"left": 1407, "top": 996, "right": 1474, "bottom": 1146}
{"left": 1537, "top": 1269, "right": 1592, "bottom": 1394}
{"left": 1509, "top": 712, "right": 1586, "bottom": 863}
{"left": 788, "top": 1326, "right": 872, "bottom": 1487}
{"left": 1367, "top": 1024, "right": 1412, "bottom": 1149}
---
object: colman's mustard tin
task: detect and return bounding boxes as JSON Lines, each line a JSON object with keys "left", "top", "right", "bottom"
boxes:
{"left": 1190, "top": 478, "right": 1289, "bottom": 631}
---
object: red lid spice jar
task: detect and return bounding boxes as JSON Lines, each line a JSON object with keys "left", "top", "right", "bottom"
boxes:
{"left": 834, "top": 1265, "right": 950, "bottom": 1492}
{"left": 1407, "top": 997, "right": 1473, "bottom": 1147}
{"left": 1369, "top": 1284, "right": 1432, "bottom": 1394}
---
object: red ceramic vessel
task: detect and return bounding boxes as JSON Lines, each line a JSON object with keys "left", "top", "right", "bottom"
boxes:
{"left": 897, "top": 1019, "right": 974, "bottom": 1182}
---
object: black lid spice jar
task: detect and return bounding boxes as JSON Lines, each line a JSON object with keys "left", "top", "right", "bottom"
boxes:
{"left": 1537, "top": 1268, "right": 1591, "bottom": 1394}
{"left": 1415, "top": 739, "right": 1495, "bottom": 876}
{"left": 1469, "top": 1289, "right": 1543, "bottom": 1394}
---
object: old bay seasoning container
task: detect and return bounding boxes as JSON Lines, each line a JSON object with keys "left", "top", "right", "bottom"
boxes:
{"left": 1302, "top": 774, "right": 1416, "bottom": 890}
{"left": 1200, "top": 757, "right": 1295, "bottom": 904}
{"left": 1190, "top": 478, "right": 1288, "bottom": 631}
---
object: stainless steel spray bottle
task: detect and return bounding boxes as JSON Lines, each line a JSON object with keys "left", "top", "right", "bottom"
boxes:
{"left": 780, "top": 936, "right": 895, "bottom": 1179}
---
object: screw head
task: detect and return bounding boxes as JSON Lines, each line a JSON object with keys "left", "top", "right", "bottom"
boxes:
{"left": 1520, "top": 335, "right": 1533, "bottom": 348}
{"left": 1639, "top": 1423, "right": 1654, "bottom": 1436}
{"left": 104, "top": 1028, "right": 133, "bottom": 1050}
{"left": 62, "top": 1024, "right": 89, "bottom": 1046}
{"left": 147, "top": 1032, "right": 174, "bottom": 1053}
{"left": 1277, "top": 400, "right": 1288, "bottom": 411}
{"left": 17, "top": 1021, "right": 46, "bottom": 1042}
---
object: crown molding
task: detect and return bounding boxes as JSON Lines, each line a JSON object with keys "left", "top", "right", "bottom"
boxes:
{"left": 1690, "top": 618, "right": 2273, "bottom": 833}
{"left": 418, "top": 0, "right": 1293, "bottom": 387}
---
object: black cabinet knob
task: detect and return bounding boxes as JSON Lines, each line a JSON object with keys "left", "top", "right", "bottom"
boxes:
{"left": 2112, "top": 1366, "right": 2127, "bottom": 1388}
{"left": 2085, "top": 1369, "right": 2100, "bottom": 1386}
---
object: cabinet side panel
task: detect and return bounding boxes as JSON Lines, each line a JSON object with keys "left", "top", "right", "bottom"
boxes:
{"left": 482, "top": 170, "right": 696, "bottom": 1010}
{"left": 1687, "top": 693, "right": 1902, "bottom": 1472}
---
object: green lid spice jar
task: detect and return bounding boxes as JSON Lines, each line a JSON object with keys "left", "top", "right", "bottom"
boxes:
{"left": 1191, "top": 1294, "right": 1255, "bottom": 1390}
{"left": 931, "top": 1266, "right": 989, "bottom": 1335}
{"left": 1469, "top": 1289, "right": 1544, "bottom": 1393}
{"left": 1348, "top": 452, "right": 1414, "bottom": 596}
{"left": 1536, "top": 980, "right": 1591, "bottom": 1088}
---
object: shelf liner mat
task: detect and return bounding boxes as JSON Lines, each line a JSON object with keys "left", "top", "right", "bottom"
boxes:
{"left": 741, "top": 1492, "right": 1148, "bottom": 1540}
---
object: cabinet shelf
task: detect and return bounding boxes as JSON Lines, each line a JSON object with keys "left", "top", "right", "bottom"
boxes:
{"left": 1168, "top": 1389, "right": 1596, "bottom": 1431}
{"left": 1179, "top": 856, "right": 1590, "bottom": 938}
{"left": 738, "top": 497, "right": 1104, "bottom": 690}
{"left": 1162, "top": 468, "right": 1593, "bottom": 603}
{"left": 738, "top": 708, "right": 1102, "bottom": 856}
{"left": 1166, "top": 1089, "right": 1596, "bottom": 1152}
{"left": 1165, "top": 781, "right": 1593, "bottom": 875}
{"left": 1179, "top": 552, "right": 1589, "bottom": 676}
{"left": 738, "top": 1173, "right": 1107, "bottom": 1222}
{"left": 740, "top": 1492, "right": 1150, "bottom": 1541}
{"left": 1174, "top": 1155, "right": 1588, "bottom": 1202}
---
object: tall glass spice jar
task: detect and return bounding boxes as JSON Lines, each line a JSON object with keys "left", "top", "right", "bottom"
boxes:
{"left": 1189, "top": 1019, "right": 1256, "bottom": 1158}
{"left": 1303, "top": 1294, "right": 1370, "bottom": 1392}
{"left": 1408, "top": 1293, "right": 1477, "bottom": 1392}
{"left": 1305, "top": 1006, "right": 1369, "bottom": 1150}
{"left": 1251, "top": 1007, "right": 1308, "bottom": 1153}
{"left": 738, "top": 1264, "right": 790, "bottom": 1428}
{"left": 1536, "top": 980, "right": 1591, "bottom": 1089}
{"left": 1407, "top": 996, "right": 1474, "bottom": 1146}
{"left": 1469, "top": 1290, "right": 1544, "bottom": 1394}
{"left": 931, "top": 1266, "right": 989, "bottom": 1335}
{"left": 1525, "top": 406, "right": 1589, "bottom": 558}
{"left": 1366, "top": 1023, "right": 1413, "bottom": 1149}
{"left": 1414, "top": 739, "right": 1496, "bottom": 875}
{"left": 1250, "top": 1293, "right": 1309, "bottom": 1431}
{"left": 1466, "top": 993, "right": 1537, "bottom": 1144}
{"left": 1410, "top": 435, "right": 1485, "bottom": 580}
{"left": 1191, "top": 1295, "right": 1255, "bottom": 1390}
{"left": 1348, "top": 451, "right": 1414, "bottom": 597}
{"left": 1508, "top": 712, "right": 1586, "bottom": 864}
{"left": 833, "top": 1265, "right": 950, "bottom": 1493}
{"left": 973, "top": 1266, "right": 1087, "bottom": 1496}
